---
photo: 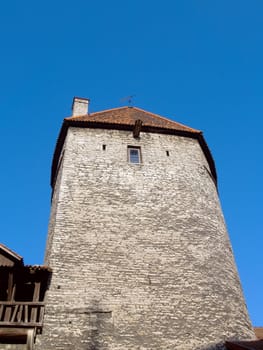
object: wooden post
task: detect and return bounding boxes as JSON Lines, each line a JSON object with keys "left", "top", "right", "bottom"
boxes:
{"left": 31, "top": 282, "right": 40, "bottom": 322}
{"left": 7, "top": 272, "right": 13, "bottom": 301}
{"left": 24, "top": 304, "right": 28, "bottom": 323}
{"left": 16, "top": 304, "right": 23, "bottom": 322}
{"left": 5, "top": 272, "right": 14, "bottom": 321}
{"left": 26, "top": 328, "right": 34, "bottom": 350}
{"left": 0, "top": 304, "right": 3, "bottom": 321}
{"left": 133, "top": 119, "right": 143, "bottom": 138}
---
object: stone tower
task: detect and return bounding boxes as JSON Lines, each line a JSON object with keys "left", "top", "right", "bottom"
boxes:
{"left": 36, "top": 97, "right": 255, "bottom": 350}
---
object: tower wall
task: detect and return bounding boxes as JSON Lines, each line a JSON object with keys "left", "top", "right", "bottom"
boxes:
{"left": 36, "top": 127, "right": 254, "bottom": 350}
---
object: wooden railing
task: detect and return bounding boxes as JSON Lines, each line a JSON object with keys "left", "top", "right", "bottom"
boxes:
{"left": 0, "top": 301, "right": 45, "bottom": 328}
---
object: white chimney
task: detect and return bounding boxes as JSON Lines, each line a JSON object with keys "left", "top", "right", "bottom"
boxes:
{"left": 72, "top": 97, "right": 90, "bottom": 116}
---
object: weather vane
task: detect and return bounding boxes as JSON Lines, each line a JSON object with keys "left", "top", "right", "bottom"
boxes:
{"left": 120, "top": 95, "right": 136, "bottom": 106}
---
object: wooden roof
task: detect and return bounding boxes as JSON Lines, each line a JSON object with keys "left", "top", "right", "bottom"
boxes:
{"left": 0, "top": 244, "right": 51, "bottom": 273}
{"left": 0, "top": 243, "right": 23, "bottom": 267}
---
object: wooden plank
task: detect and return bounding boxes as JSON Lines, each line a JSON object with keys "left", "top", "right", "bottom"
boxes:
{"left": 31, "top": 282, "right": 41, "bottom": 322}
{"left": 5, "top": 271, "right": 13, "bottom": 321}
{"left": 30, "top": 306, "right": 37, "bottom": 323}
{"left": 7, "top": 272, "right": 13, "bottom": 300}
{"left": 11, "top": 283, "right": 16, "bottom": 301}
{"left": 0, "top": 304, "right": 3, "bottom": 321}
{"left": 10, "top": 304, "right": 19, "bottom": 322}
{"left": 0, "top": 327, "right": 29, "bottom": 336}
{"left": 39, "top": 305, "right": 45, "bottom": 324}
{"left": 6, "top": 282, "right": 17, "bottom": 321}
{"left": 0, "top": 255, "right": 16, "bottom": 266}
{"left": 33, "top": 282, "right": 41, "bottom": 301}
{"left": 26, "top": 328, "right": 34, "bottom": 350}
{"left": 0, "top": 321, "right": 42, "bottom": 327}
{"left": 0, "top": 301, "right": 44, "bottom": 306}
{"left": 17, "top": 304, "right": 23, "bottom": 322}
{"left": 24, "top": 304, "right": 28, "bottom": 323}
{"left": 4, "top": 307, "right": 11, "bottom": 322}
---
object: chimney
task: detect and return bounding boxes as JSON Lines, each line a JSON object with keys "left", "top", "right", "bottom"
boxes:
{"left": 72, "top": 97, "right": 90, "bottom": 116}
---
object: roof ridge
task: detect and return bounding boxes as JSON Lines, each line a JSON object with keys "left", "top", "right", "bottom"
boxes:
{"left": 66, "top": 106, "right": 129, "bottom": 120}
{"left": 131, "top": 107, "right": 201, "bottom": 133}
{"left": 90, "top": 106, "right": 129, "bottom": 116}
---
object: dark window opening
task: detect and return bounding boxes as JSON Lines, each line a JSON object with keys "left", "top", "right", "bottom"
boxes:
{"left": 0, "top": 334, "right": 27, "bottom": 344}
{"left": 0, "top": 277, "right": 7, "bottom": 301}
{"left": 102, "top": 144, "right": 106, "bottom": 150}
{"left": 15, "top": 282, "right": 35, "bottom": 302}
{"left": 128, "top": 146, "right": 141, "bottom": 164}
{"left": 166, "top": 151, "right": 170, "bottom": 156}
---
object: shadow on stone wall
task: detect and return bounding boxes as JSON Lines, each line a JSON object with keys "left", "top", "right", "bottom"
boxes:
{"left": 84, "top": 300, "right": 113, "bottom": 350}
{"left": 195, "top": 342, "right": 227, "bottom": 350}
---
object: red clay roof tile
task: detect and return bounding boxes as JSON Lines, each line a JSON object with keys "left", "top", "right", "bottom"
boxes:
{"left": 65, "top": 106, "right": 201, "bottom": 134}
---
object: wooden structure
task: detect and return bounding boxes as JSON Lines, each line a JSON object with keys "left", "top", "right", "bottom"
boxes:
{"left": 0, "top": 243, "right": 23, "bottom": 267}
{"left": 0, "top": 244, "right": 51, "bottom": 349}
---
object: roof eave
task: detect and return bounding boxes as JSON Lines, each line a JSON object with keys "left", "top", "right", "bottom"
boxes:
{"left": 0, "top": 243, "right": 24, "bottom": 265}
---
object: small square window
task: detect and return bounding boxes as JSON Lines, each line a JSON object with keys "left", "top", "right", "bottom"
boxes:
{"left": 128, "top": 146, "right": 141, "bottom": 164}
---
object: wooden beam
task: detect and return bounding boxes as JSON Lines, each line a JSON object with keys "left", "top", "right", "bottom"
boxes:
{"left": 0, "top": 327, "right": 28, "bottom": 337}
{"left": 10, "top": 304, "right": 19, "bottom": 322}
{"left": 7, "top": 272, "right": 13, "bottom": 301}
{"left": 31, "top": 282, "right": 41, "bottom": 322}
{"left": 39, "top": 305, "right": 45, "bottom": 325}
{"left": 0, "top": 321, "right": 41, "bottom": 327}
{"left": 133, "top": 119, "right": 143, "bottom": 138}
{"left": 16, "top": 304, "right": 23, "bottom": 322}
{"left": 0, "top": 304, "right": 3, "bottom": 321}
{"left": 26, "top": 328, "right": 34, "bottom": 350}
{"left": 5, "top": 272, "right": 14, "bottom": 321}
{"left": 24, "top": 304, "right": 28, "bottom": 323}
{"left": 0, "top": 301, "right": 44, "bottom": 306}
{"left": 33, "top": 282, "right": 40, "bottom": 302}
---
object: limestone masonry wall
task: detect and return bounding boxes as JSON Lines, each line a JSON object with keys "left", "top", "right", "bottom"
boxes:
{"left": 36, "top": 127, "right": 255, "bottom": 350}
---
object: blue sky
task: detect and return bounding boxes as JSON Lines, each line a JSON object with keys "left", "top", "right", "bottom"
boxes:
{"left": 0, "top": 1, "right": 262, "bottom": 325}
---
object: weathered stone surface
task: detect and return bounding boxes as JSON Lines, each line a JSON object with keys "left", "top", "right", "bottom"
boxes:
{"left": 36, "top": 127, "right": 255, "bottom": 350}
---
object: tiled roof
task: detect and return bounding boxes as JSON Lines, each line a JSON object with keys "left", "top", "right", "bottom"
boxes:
{"left": 51, "top": 106, "right": 217, "bottom": 188}
{"left": 24, "top": 265, "right": 52, "bottom": 272}
{"left": 66, "top": 106, "right": 201, "bottom": 134}
{"left": 0, "top": 265, "right": 52, "bottom": 272}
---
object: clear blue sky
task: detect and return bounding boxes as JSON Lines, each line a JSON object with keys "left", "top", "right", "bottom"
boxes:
{"left": 0, "top": 0, "right": 262, "bottom": 326}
